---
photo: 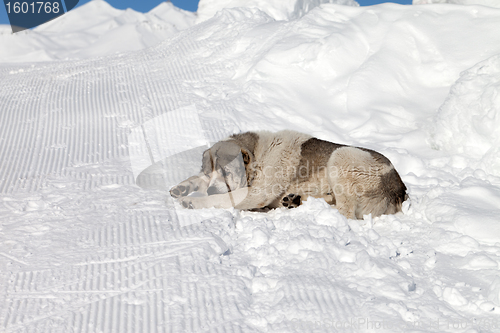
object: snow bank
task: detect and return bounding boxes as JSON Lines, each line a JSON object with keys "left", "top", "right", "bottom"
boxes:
{"left": 219, "top": 3, "right": 500, "bottom": 150}
{"left": 414, "top": 0, "right": 500, "bottom": 8}
{"left": 0, "top": 0, "right": 196, "bottom": 62}
{"left": 197, "top": 0, "right": 359, "bottom": 22}
{"left": 430, "top": 54, "right": 500, "bottom": 176}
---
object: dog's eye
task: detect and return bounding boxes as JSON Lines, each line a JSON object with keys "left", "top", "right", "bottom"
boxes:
{"left": 202, "top": 150, "right": 214, "bottom": 176}
{"left": 202, "top": 164, "right": 212, "bottom": 177}
{"left": 202, "top": 165, "right": 211, "bottom": 176}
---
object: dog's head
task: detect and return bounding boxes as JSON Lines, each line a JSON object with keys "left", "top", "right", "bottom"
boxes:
{"left": 201, "top": 141, "right": 254, "bottom": 195}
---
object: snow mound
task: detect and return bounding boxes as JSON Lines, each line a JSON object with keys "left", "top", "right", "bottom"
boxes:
{"left": 425, "top": 177, "right": 500, "bottom": 243}
{"left": 0, "top": 0, "right": 196, "bottom": 62}
{"left": 414, "top": 0, "right": 500, "bottom": 8}
{"left": 197, "top": 0, "right": 359, "bottom": 22}
{"left": 430, "top": 54, "right": 500, "bottom": 176}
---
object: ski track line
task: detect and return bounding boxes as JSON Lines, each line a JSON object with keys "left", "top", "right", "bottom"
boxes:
{"left": 0, "top": 22, "right": 236, "bottom": 194}
{"left": 0, "top": 209, "right": 252, "bottom": 332}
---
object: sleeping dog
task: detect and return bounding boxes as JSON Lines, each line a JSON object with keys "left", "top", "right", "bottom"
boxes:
{"left": 170, "top": 130, "right": 408, "bottom": 219}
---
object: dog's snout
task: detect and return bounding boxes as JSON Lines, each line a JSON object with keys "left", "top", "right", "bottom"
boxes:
{"left": 207, "top": 186, "right": 218, "bottom": 196}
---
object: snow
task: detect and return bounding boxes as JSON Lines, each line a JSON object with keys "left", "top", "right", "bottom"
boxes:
{"left": 431, "top": 54, "right": 500, "bottom": 173}
{"left": 196, "top": 0, "right": 360, "bottom": 22}
{"left": 0, "top": 0, "right": 196, "bottom": 62}
{"left": 414, "top": 0, "right": 500, "bottom": 8}
{"left": 1, "top": 0, "right": 500, "bottom": 332}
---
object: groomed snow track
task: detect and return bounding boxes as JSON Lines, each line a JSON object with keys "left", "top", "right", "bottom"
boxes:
{"left": 0, "top": 13, "right": 255, "bottom": 332}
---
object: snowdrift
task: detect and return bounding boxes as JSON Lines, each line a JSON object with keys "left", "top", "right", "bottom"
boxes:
{"left": 197, "top": 0, "right": 360, "bottom": 22}
{"left": 432, "top": 54, "right": 500, "bottom": 174}
{"left": 1, "top": 0, "right": 500, "bottom": 332}
{"left": 414, "top": 0, "right": 500, "bottom": 8}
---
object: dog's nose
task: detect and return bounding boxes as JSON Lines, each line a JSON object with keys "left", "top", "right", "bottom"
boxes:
{"left": 207, "top": 186, "right": 218, "bottom": 196}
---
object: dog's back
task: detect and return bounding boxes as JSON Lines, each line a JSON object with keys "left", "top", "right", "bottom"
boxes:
{"left": 267, "top": 134, "right": 407, "bottom": 218}
{"left": 326, "top": 145, "right": 407, "bottom": 219}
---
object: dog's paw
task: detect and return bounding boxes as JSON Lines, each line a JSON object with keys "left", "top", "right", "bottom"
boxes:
{"left": 179, "top": 197, "right": 195, "bottom": 209}
{"left": 178, "top": 196, "right": 211, "bottom": 210}
{"left": 282, "top": 193, "right": 301, "bottom": 209}
{"left": 170, "top": 184, "right": 190, "bottom": 198}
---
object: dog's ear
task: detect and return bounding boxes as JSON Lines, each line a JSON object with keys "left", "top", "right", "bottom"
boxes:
{"left": 201, "top": 149, "right": 213, "bottom": 175}
{"left": 241, "top": 148, "right": 253, "bottom": 166}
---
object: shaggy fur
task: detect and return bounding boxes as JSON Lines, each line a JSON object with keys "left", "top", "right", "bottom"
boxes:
{"left": 170, "top": 130, "right": 408, "bottom": 219}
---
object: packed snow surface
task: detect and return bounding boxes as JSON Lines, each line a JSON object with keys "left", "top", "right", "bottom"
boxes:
{"left": 1, "top": 0, "right": 500, "bottom": 332}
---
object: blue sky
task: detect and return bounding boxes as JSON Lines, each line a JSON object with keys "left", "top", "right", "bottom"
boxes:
{"left": 1, "top": 0, "right": 413, "bottom": 26}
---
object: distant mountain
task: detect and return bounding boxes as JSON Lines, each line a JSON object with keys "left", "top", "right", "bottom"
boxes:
{"left": 0, "top": 0, "right": 196, "bottom": 63}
